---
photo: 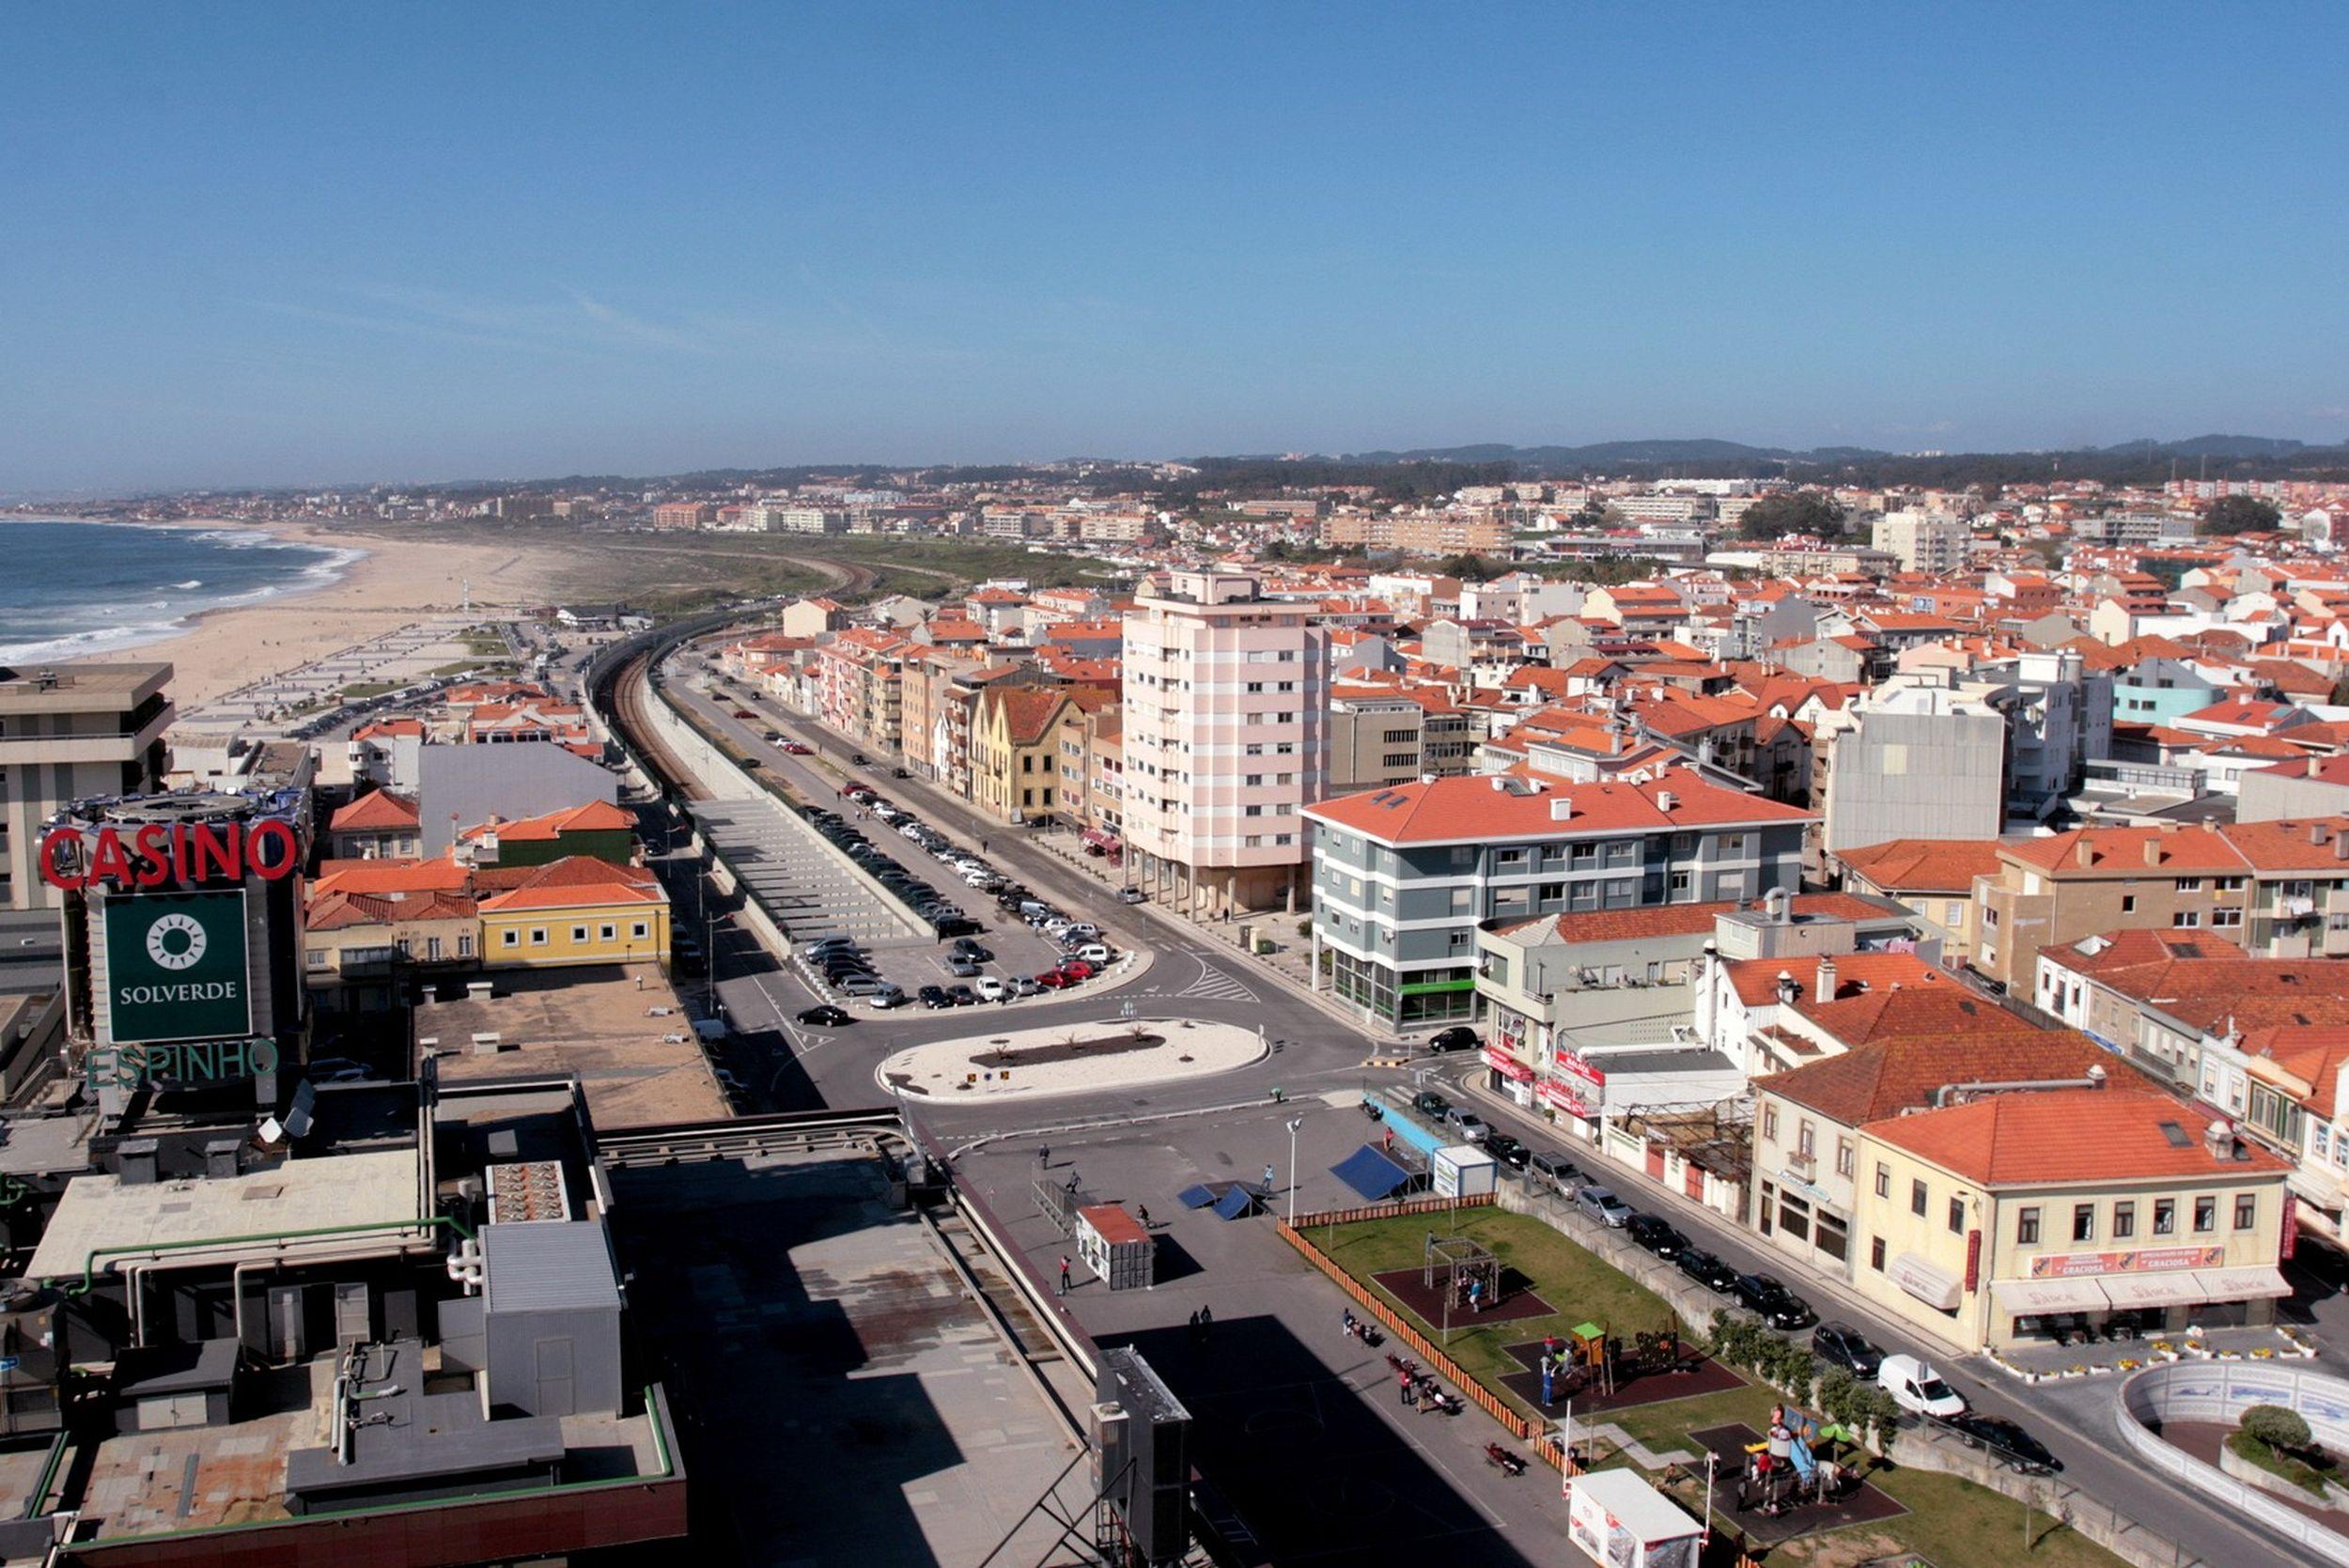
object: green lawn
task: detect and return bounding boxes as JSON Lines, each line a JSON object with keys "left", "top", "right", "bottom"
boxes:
{"left": 1317, "top": 1209, "right": 1679, "bottom": 1411}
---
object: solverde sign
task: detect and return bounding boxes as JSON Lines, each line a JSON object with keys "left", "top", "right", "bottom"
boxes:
{"left": 103, "top": 891, "right": 251, "bottom": 1044}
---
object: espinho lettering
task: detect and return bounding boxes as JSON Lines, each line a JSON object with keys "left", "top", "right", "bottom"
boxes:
{"left": 39, "top": 819, "right": 299, "bottom": 892}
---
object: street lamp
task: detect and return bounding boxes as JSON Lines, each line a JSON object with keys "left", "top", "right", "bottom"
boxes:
{"left": 1285, "top": 1114, "right": 1304, "bottom": 1226}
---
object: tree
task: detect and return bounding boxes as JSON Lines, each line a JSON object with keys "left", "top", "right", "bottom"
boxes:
{"left": 2241, "top": 1404, "right": 2312, "bottom": 1452}
{"left": 1737, "top": 491, "right": 1847, "bottom": 542}
{"left": 1438, "top": 552, "right": 1494, "bottom": 582}
{"left": 2202, "top": 495, "right": 2283, "bottom": 536}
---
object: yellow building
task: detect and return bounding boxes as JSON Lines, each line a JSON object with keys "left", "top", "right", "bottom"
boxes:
{"left": 969, "top": 685, "right": 1112, "bottom": 826}
{"left": 1850, "top": 1088, "right": 2293, "bottom": 1353}
{"left": 477, "top": 857, "right": 670, "bottom": 970}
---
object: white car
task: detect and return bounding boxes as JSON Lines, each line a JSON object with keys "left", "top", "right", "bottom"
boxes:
{"left": 1065, "top": 922, "right": 1100, "bottom": 941}
{"left": 1877, "top": 1354, "right": 1967, "bottom": 1419}
{"left": 973, "top": 976, "right": 1008, "bottom": 1002}
{"left": 1074, "top": 942, "right": 1112, "bottom": 965}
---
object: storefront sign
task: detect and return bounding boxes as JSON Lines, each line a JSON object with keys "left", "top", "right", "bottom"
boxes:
{"left": 1538, "top": 1076, "right": 1595, "bottom": 1117}
{"left": 102, "top": 891, "right": 251, "bottom": 1044}
{"left": 2028, "top": 1245, "right": 2224, "bottom": 1279}
{"left": 40, "top": 819, "right": 299, "bottom": 892}
{"left": 2283, "top": 1193, "right": 2299, "bottom": 1261}
{"left": 1482, "top": 1045, "right": 1533, "bottom": 1083}
{"left": 86, "top": 1036, "right": 279, "bottom": 1092}
{"left": 1964, "top": 1229, "right": 1983, "bottom": 1294}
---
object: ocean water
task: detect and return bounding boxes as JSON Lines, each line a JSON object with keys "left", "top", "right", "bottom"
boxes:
{"left": 0, "top": 519, "right": 358, "bottom": 665}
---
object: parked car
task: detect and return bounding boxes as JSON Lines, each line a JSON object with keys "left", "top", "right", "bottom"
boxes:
{"left": 891, "top": 767, "right": 910, "bottom": 778}
{"left": 1527, "top": 1150, "right": 1580, "bottom": 1194}
{"left": 918, "top": 985, "right": 951, "bottom": 1009}
{"left": 950, "top": 939, "right": 993, "bottom": 963}
{"left": 838, "top": 974, "right": 898, "bottom": 1001}
{"left": 973, "top": 976, "right": 1007, "bottom": 1002}
{"left": 796, "top": 1005, "right": 852, "bottom": 1027}
{"left": 1426, "top": 1025, "right": 1479, "bottom": 1052}
{"left": 803, "top": 936, "right": 858, "bottom": 959}
{"left": 732, "top": 707, "right": 756, "bottom": 719}
{"left": 1877, "top": 1354, "right": 1966, "bottom": 1419}
{"left": 1733, "top": 1272, "right": 1816, "bottom": 1330}
{"left": 1118, "top": 888, "right": 1146, "bottom": 903}
{"left": 1811, "top": 1322, "right": 1884, "bottom": 1378}
{"left": 781, "top": 740, "right": 813, "bottom": 754}
{"left": 1626, "top": 1214, "right": 1688, "bottom": 1259}
{"left": 1412, "top": 1091, "right": 1451, "bottom": 1119}
{"left": 945, "top": 956, "right": 980, "bottom": 978}
{"left": 1483, "top": 1133, "right": 1530, "bottom": 1169}
{"left": 1675, "top": 1248, "right": 1740, "bottom": 1293}
{"left": 1010, "top": 975, "right": 1045, "bottom": 997}
{"left": 1450, "top": 1111, "right": 1490, "bottom": 1143}
{"left": 1064, "top": 922, "right": 1100, "bottom": 941}
{"left": 1034, "top": 970, "right": 1073, "bottom": 989}
{"left": 1576, "top": 1187, "right": 1633, "bottom": 1227}
{"left": 1056, "top": 959, "right": 1096, "bottom": 982}
{"left": 1073, "top": 942, "right": 1113, "bottom": 965}
{"left": 1945, "top": 1414, "right": 2058, "bottom": 1474}
{"left": 945, "top": 984, "right": 977, "bottom": 1007}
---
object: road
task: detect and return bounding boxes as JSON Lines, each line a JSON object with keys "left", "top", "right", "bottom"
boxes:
{"left": 626, "top": 645, "right": 2305, "bottom": 1568}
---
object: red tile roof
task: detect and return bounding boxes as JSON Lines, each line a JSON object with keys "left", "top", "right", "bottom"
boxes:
{"left": 1764, "top": 1032, "right": 2143, "bottom": 1126}
{"left": 1864, "top": 1088, "right": 2291, "bottom": 1186}
{"left": 1501, "top": 893, "right": 1894, "bottom": 944}
{"left": 1304, "top": 767, "right": 1813, "bottom": 846}
{"left": 1833, "top": 838, "right": 2006, "bottom": 893}
{"left": 329, "top": 789, "right": 420, "bottom": 832}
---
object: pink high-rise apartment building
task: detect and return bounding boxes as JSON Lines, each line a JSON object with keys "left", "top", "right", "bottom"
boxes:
{"left": 1122, "top": 570, "right": 1328, "bottom": 916}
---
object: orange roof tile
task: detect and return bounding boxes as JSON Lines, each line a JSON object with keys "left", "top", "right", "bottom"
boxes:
{"left": 329, "top": 789, "right": 420, "bottom": 832}
{"left": 1864, "top": 1088, "right": 2290, "bottom": 1186}
{"left": 1833, "top": 838, "right": 2006, "bottom": 893}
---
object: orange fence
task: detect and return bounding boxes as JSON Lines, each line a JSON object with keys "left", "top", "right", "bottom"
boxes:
{"left": 1286, "top": 1194, "right": 1495, "bottom": 1229}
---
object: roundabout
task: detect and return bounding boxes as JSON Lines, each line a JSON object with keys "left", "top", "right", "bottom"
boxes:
{"left": 876, "top": 1016, "right": 1266, "bottom": 1101}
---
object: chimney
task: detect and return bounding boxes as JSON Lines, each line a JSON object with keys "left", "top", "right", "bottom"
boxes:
{"left": 1815, "top": 955, "right": 1839, "bottom": 1000}
{"left": 2203, "top": 1119, "right": 2235, "bottom": 1160}
{"left": 1776, "top": 970, "right": 1797, "bottom": 1005}
{"left": 2334, "top": 832, "right": 2347, "bottom": 862}
{"left": 2312, "top": 822, "right": 2330, "bottom": 846}
{"left": 204, "top": 1137, "right": 241, "bottom": 1180}
{"left": 1657, "top": 790, "right": 1678, "bottom": 813}
{"left": 1549, "top": 798, "right": 1574, "bottom": 821}
{"left": 2076, "top": 840, "right": 2093, "bottom": 868}
{"left": 2142, "top": 838, "right": 2162, "bottom": 867}
{"left": 2087, "top": 1063, "right": 2108, "bottom": 1090}
{"left": 117, "top": 1139, "right": 160, "bottom": 1188}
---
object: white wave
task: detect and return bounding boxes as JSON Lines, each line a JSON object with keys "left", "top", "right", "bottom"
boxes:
{"left": 174, "top": 579, "right": 203, "bottom": 590}
{"left": 0, "top": 621, "right": 184, "bottom": 664}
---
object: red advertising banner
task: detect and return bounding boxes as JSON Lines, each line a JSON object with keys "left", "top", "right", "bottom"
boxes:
{"left": 1482, "top": 1046, "right": 1533, "bottom": 1083}
{"left": 2028, "top": 1245, "right": 2223, "bottom": 1279}
{"left": 1538, "top": 1078, "right": 1594, "bottom": 1116}
{"left": 1964, "top": 1229, "right": 1982, "bottom": 1294}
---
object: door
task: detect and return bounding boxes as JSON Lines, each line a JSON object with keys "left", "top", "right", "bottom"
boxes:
{"left": 534, "top": 1336, "right": 576, "bottom": 1417}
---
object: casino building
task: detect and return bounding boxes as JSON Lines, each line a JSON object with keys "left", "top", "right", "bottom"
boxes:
{"left": 41, "top": 789, "right": 312, "bottom": 1113}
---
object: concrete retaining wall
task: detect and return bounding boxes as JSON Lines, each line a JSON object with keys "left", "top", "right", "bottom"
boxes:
{"left": 2116, "top": 1362, "right": 2349, "bottom": 1563}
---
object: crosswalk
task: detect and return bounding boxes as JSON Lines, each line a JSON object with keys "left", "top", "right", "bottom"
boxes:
{"left": 1178, "top": 964, "right": 1260, "bottom": 1004}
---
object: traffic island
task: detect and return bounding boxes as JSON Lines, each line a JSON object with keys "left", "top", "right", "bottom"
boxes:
{"left": 876, "top": 1017, "right": 1264, "bottom": 1100}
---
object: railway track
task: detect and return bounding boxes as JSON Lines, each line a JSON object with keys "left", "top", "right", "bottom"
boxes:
{"left": 605, "top": 647, "right": 709, "bottom": 802}
{"left": 595, "top": 1106, "right": 908, "bottom": 1167}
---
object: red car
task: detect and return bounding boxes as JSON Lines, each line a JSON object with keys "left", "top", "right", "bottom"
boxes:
{"left": 782, "top": 741, "right": 813, "bottom": 755}
{"left": 732, "top": 707, "right": 757, "bottom": 719}
{"left": 1033, "top": 970, "right": 1073, "bottom": 989}
{"left": 1055, "top": 959, "right": 1095, "bottom": 982}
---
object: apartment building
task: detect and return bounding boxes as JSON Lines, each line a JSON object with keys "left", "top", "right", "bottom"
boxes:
{"left": 650, "top": 502, "right": 712, "bottom": 530}
{"left": 1389, "top": 511, "right": 1512, "bottom": 556}
{"left": 1829, "top": 837, "right": 2003, "bottom": 964}
{"left": 0, "top": 660, "right": 174, "bottom": 910}
{"left": 1974, "top": 817, "right": 2349, "bottom": 988}
{"left": 1121, "top": 570, "right": 1329, "bottom": 917}
{"left": 1327, "top": 689, "right": 1474, "bottom": 796}
{"left": 968, "top": 685, "right": 1111, "bottom": 826}
{"left": 1305, "top": 768, "right": 1813, "bottom": 1029}
{"left": 1871, "top": 510, "right": 1968, "bottom": 574}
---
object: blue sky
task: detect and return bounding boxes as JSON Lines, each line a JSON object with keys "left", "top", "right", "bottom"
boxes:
{"left": 4, "top": 2, "right": 2346, "bottom": 491}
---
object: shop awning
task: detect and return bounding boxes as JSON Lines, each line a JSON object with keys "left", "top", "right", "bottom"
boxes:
{"left": 1887, "top": 1250, "right": 1964, "bottom": 1312}
{"left": 1081, "top": 829, "right": 1121, "bottom": 851}
{"left": 2187, "top": 1265, "right": 2295, "bottom": 1301}
{"left": 1992, "top": 1276, "right": 2114, "bottom": 1313}
{"left": 2098, "top": 1270, "right": 2216, "bottom": 1309}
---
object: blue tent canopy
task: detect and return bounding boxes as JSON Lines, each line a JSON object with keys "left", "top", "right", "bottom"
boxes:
{"left": 1330, "top": 1144, "right": 1413, "bottom": 1202}
{"left": 1177, "top": 1183, "right": 1220, "bottom": 1210}
{"left": 1212, "top": 1187, "right": 1258, "bottom": 1220}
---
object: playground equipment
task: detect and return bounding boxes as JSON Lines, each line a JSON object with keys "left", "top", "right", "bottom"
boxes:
{"left": 1423, "top": 1231, "right": 1501, "bottom": 1314}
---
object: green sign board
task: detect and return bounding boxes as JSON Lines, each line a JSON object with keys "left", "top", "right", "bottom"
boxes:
{"left": 102, "top": 891, "right": 252, "bottom": 1045}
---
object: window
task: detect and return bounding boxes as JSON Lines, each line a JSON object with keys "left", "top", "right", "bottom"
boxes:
{"left": 2072, "top": 1203, "right": 2095, "bottom": 1242}
{"left": 1949, "top": 1196, "right": 1967, "bottom": 1234}
{"left": 1797, "top": 1120, "right": 1816, "bottom": 1157}
{"left": 1874, "top": 1162, "right": 1890, "bottom": 1199}
{"left": 2176, "top": 877, "right": 2203, "bottom": 893}
{"left": 2113, "top": 1201, "right": 2135, "bottom": 1239}
{"left": 1835, "top": 1138, "right": 1855, "bottom": 1178}
{"left": 1870, "top": 1236, "right": 1887, "bottom": 1271}
{"left": 1538, "top": 882, "right": 1563, "bottom": 903}
{"left": 529, "top": 928, "right": 548, "bottom": 946}
{"left": 305, "top": 949, "right": 327, "bottom": 969}
{"left": 2213, "top": 908, "right": 2243, "bottom": 928}
{"left": 1778, "top": 1191, "right": 1811, "bottom": 1241}
{"left": 2016, "top": 1207, "right": 2041, "bottom": 1245}
{"left": 2234, "top": 1193, "right": 2258, "bottom": 1231}
{"left": 2172, "top": 910, "right": 2200, "bottom": 928}
{"left": 2193, "top": 1196, "right": 2217, "bottom": 1234}
{"left": 1570, "top": 843, "right": 1595, "bottom": 864}
{"left": 426, "top": 937, "right": 443, "bottom": 961}
{"left": 2121, "top": 895, "right": 2137, "bottom": 913}
{"left": 632, "top": 921, "right": 649, "bottom": 939}
{"left": 1763, "top": 1104, "right": 1779, "bottom": 1141}
{"left": 1910, "top": 1178, "right": 1928, "bottom": 1218}
{"left": 459, "top": 934, "right": 474, "bottom": 957}
{"left": 1671, "top": 871, "right": 1691, "bottom": 894}
{"left": 1245, "top": 773, "right": 1263, "bottom": 786}
{"left": 2154, "top": 1198, "right": 2175, "bottom": 1235}
{"left": 2217, "top": 876, "right": 2246, "bottom": 892}
{"left": 503, "top": 929, "right": 520, "bottom": 948}
{"left": 599, "top": 924, "right": 617, "bottom": 941}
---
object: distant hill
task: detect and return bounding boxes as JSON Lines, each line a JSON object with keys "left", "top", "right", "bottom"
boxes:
{"left": 2095, "top": 434, "right": 2312, "bottom": 460}
{"left": 1341, "top": 439, "right": 1850, "bottom": 468}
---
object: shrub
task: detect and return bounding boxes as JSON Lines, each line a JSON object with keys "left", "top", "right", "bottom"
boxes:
{"left": 2242, "top": 1404, "right": 2312, "bottom": 1452}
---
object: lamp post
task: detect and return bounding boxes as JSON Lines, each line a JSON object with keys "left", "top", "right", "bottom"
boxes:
{"left": 1285, "top": 1114, "right": 1304, "bottom": 1226}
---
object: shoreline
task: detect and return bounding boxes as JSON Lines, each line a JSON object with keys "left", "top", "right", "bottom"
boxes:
{"left": 4, "top": 515, "right": 568, "bottom": 707}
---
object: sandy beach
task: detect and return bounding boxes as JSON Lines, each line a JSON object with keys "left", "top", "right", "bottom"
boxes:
{"left": 131, "top": 520, "right": 569, "bottom": 706}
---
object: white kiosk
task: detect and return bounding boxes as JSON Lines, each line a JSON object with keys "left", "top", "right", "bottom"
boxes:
{"left": 1565, "top": 1467, "right": 1703, "bottom": 1568}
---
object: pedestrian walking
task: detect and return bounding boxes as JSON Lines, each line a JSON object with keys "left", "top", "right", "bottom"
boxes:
{"left": 1398, "top": 1368, "right": 1416, "bottom": 1406}
{"left": 1541, "top": 1364, "right": 1554, "bottom": 1405}
{"left": 1137, "top": 1204, "right": 1151, "bottom": 1230}
{"left": 1188, "top": 1309, "right": 1202, "bottom": 1344}
{"left": 1199, "top": 1305, "right": 1212, "bottom": 1341}
{"left": 1066, "top": 1168, "right": 1081, "bottom": 1193}
{"left": 1381, "top": 1126, "right": 1392, "bottom": 1153}
{"left": 1263, "top": 1163, "right": 1277, "bottom": 1191}
{"left": 1058, "top": 1255, "right": 1071, "bottom": 1296}
{"left": 1036, "top": 1144, "right": 1050, "bottom": 1170}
